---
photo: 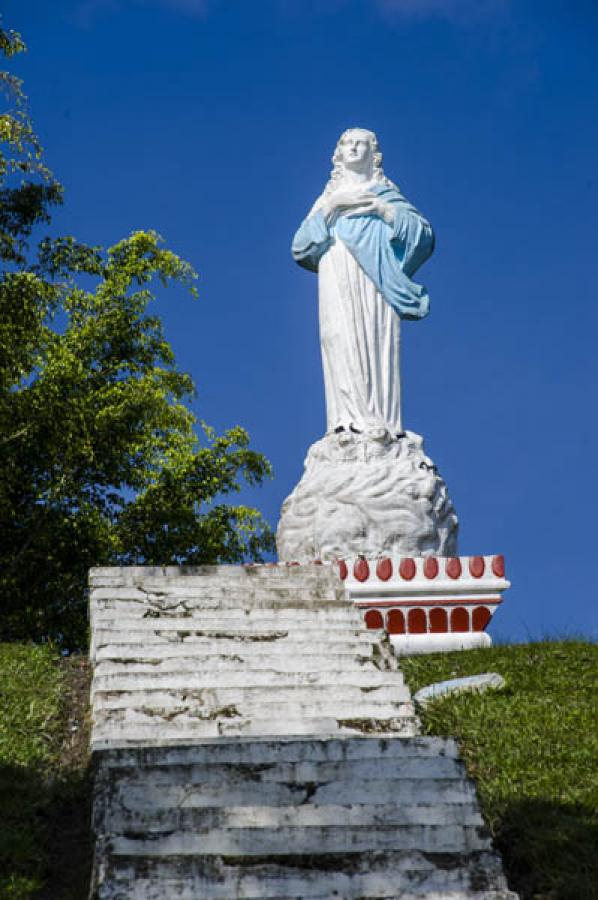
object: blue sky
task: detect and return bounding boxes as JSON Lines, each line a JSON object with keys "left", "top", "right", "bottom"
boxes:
{"left": 6, "top": 0, "right": 598, "bottom": 641}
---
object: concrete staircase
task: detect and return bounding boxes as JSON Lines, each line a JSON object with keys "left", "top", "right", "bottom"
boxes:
{"left": 89, "top": 564, "right": 516, "bottom": 899}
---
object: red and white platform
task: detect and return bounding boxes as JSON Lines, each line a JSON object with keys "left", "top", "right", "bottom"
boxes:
{"left": 337, "top": 555, "right": 510, "bottom": 656}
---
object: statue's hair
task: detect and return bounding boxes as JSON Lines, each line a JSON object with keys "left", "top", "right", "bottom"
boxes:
{"left": 323, "top": 127, "right": 397, "bottom": 196}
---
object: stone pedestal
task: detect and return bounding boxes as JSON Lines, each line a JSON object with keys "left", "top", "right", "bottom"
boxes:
{"left": 277, "top": 432, "right": 510, "bottom": 656}
{"left": 277, "top": 430, "right": 459, "bottom": 562}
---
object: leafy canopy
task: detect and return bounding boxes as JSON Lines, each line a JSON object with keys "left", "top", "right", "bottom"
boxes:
{"left": 0, "top": 24, "right": 274, "bottom": 649}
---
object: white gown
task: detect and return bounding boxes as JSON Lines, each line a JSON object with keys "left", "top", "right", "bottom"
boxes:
{"left": 318, "top": 234, "right": 402, "bottom": 436}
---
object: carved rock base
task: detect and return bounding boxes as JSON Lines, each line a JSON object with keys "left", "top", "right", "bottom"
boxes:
{"left": 276, "top": 430, "right": 458, "bottom": 562}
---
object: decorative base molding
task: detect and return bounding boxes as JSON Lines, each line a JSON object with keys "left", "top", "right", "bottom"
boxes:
{"left": 338, "top": 554, "right": 510, "bottom": 656}
{"left": 390, "top": 632, "right": 492, "bottom": 656}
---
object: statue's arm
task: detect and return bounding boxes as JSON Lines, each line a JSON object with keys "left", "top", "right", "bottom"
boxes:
{"left": 388, "top": 199, "right": 435, "bottom": 277}
{"left": 291, "top": 210, "right": 333, "bottom": 273}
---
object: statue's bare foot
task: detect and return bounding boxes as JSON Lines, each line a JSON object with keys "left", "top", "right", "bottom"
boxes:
{"left": 367, "top": 426, "right": 390, "bottom": 443}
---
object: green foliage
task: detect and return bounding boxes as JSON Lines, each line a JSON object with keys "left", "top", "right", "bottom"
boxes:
{"left": 0, "top": 25, "right": 274, "bottom": 649}
{"left": 0, "top": 25, "right": 62, "bottom": 268}
{"left": 0, "top": 643, "right": 64, "bottom": 897}
{"left": 401, "top": 640, "right": 598, "bottom": 900}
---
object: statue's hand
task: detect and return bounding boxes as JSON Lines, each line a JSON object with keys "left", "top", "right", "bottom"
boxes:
{"left": 322, "top": 190, "right": 377, "bottom": 222}
{"left": 322, "top": 191, "right": 395, "bottom": 225}
{"left": 345, "top": 198, "right": 395, "bottom": 226}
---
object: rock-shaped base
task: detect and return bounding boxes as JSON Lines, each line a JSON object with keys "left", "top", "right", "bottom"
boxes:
{"left": 277, "top": 430, "right": 458, "bottom": 562}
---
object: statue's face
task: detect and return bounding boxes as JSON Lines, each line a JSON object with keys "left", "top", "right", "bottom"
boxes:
{"left": 338, "top": 130, "right": 374, "bottom": 173}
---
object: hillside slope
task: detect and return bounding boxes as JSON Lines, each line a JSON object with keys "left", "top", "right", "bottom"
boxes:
{"left": 0, "top": 645, "right": 91, "bottom": 899}
{"left": 401, "top": 640, "right": 598, "bottom": 900}
{"left": 0, "top": 640, "right": 596, "bottom": 899}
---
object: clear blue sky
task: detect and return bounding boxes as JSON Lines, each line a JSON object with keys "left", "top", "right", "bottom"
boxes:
{"left": 6, "top": 0, "right": 598, "bottom": 642}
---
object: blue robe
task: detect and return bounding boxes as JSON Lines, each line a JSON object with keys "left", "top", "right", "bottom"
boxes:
{"left": 291, "top": 182, "right": 433, "bottom": 320}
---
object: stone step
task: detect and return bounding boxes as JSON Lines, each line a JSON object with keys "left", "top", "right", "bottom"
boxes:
{"left": 98, "top": 773, "right": 473, "bottom": 809}
{"left": 91, "top": 593, "right": 352, "bottom": 610}
{"left": 91, "top": 606, "right": 353, "bottom": 624}
{"left": 91, "top": 593, "right": 349, "bottom": 611}
{"left": 93, "top": 657, "right": 398, "bottom": 677}
{"left": 91, "top": 645, "right": 382, "bottom": 667}
{"left": 90, "top": 586, "right": 348, "bottom": 609}
{"left": 91, "top": 632, "right": 369, "bottom": 653}
{"left": 89, "top": 565, "right": 340, "bottom": 584}
{"left": 92, "top": 604, "right": 359, "bottom": 622}
{"left": 93, "top": 646, "right": 397, "bottom": 669}
{"left": 96, "top": 853, "right": 515, "bottom": 900}
{"left": 102, "top": 754, "right": 466, "bottom": 790}
{"left": 90, "top": 588, "right": 349, "bottom": 605}
{"left": 92, "top": 670, "right": 406, "bottom": 692}
{"left": 102, "top": 801, "right": 483, "bottom": 832}
{"left": 95, "top": 736, "right": 460, "bottom": 768}
{"left": 92, "top": 623, "right": 374, "bottom": 641}
{"left": 90, "top": 589, "right": 345, "bottom": 604}
{"left": 93, "top": 699, "right": 415, "bottom": 724}
{"left": 92, "top": 634, "right": 376, "bottom": 652}
{"left": 107, "top": 823, "right": 490, "bottom": 857}
{"left": 91, "top": 619, "right": 366, "bottom": 636}
{"left": 92, "top": 681, "right": 410, "bottom": 705}
{"left": 91, "top": 716, "right": 418, "bottom": 744}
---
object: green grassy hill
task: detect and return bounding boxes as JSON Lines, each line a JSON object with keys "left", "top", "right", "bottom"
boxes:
{"left": 402, "top": 640, "right": 598, "bottom": 900}
{"left": 0, "top": 640, "right": 596, "bottom": 899}
{"left": 0, "top": 644, "right": 91, "bottom": 899}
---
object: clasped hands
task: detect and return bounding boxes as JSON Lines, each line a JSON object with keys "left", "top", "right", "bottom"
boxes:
{"left": 322, "top": 189, "right": 394, "bottom": 226}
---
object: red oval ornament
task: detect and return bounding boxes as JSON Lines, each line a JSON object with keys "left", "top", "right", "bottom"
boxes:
{"left": 491, "top": 554, "right": 505, "bottom": 578}
{"left": 408, "top": 608, "right": 427, "bottom": 634}
{"left": 353, "top": 558, "right": 370, "bottom": 582}
{"left": 446, "top": 557, "right": 462, "bottom": 580}
{"left": 429, "top": 607, "right": 448, "bottom": 633}
{"left": 424, "top": 557, "right": 439, "bottom": 579}
{"left": 386, "top": 609, "right": 405, "bottom": 634}
{"left": 469, "top": 556, "right": 485, "bottom": 578}
{"left": 450, "top": 607, "right": 469, "bottom": 632}
{"left": 399, "top": 558, "right": 416, "bottom": 581}
{"left": 376, "top": 558, "right": 393, "bottom": 581}
{"left": 364, "top": 609, "right": 384, "bottom": 630}
{"left": 472, "top": 607, "right": 492, "bottom": 631}
{"left": 337, "top": 560, "right": 348, "bottom": 580}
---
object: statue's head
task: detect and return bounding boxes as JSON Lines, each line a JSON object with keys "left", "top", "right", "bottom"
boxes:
{"left": 327, "top": 127, "right": 386, "bottom": 191}
{"left": 311, "top": 127, "right": 396, "bottom": 211}
{"left": 333, "top": 128, "right": 381, "bottom": 177}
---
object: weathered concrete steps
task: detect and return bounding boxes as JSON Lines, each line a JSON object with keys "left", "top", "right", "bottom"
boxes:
{"left": 89, "top": 564, "right": 516, "bottom": 899}
{"left": 90, "top": 565, "right": 416, "bottom": 746}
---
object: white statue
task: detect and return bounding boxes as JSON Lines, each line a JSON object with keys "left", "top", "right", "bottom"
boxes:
{"left": 278, "top": 128, "right": 458, "bottom": 562}
{"left": 291, "top": 127, "right": 434, "bottom": 441}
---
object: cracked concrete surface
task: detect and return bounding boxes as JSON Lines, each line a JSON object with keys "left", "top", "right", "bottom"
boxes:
{"left": 88, "top": 564, "right": 516, "bottom": 899}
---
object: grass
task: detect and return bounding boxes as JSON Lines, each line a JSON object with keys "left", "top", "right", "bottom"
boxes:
{"left": 401, "top": 639, "right": 598, "bottom": 900}
{"left": 0, "top": 644, "right": 92, "bottom": 899}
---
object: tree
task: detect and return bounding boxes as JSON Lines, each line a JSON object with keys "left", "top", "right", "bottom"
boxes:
{"left": 0, "top": 24, "right": 274, "bottom": 649}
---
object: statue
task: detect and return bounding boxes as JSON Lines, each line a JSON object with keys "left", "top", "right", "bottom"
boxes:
{"left": 291, "top": 127, "right": 433, "bottom": 440}
{"left": 277, "top": 129, "right": 458, "bottom": 562}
